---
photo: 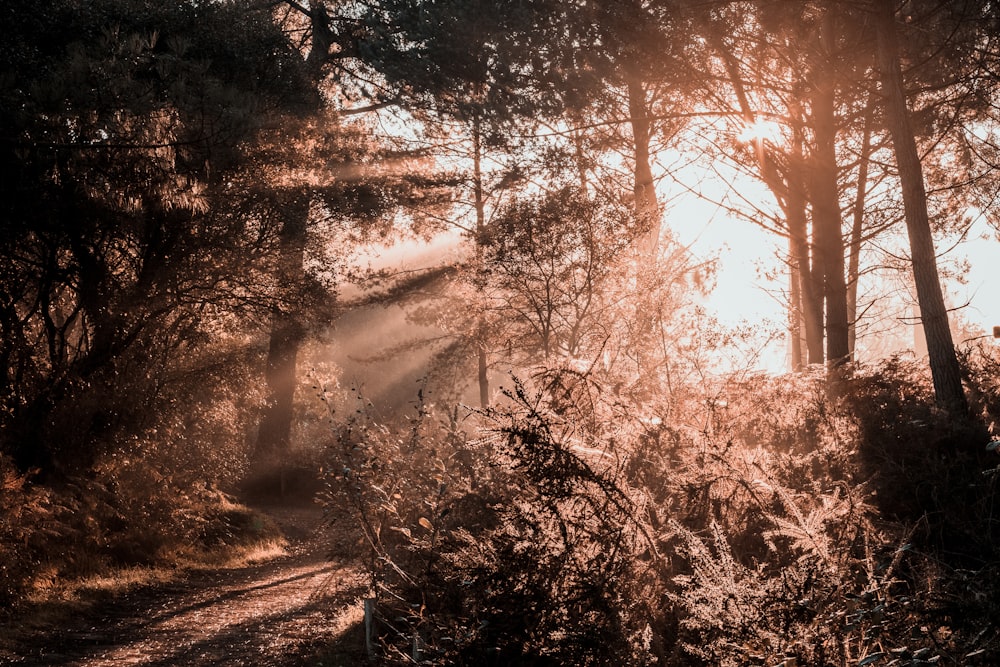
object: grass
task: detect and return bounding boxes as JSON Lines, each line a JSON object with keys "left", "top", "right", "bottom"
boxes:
{"left": 57, "top": 535, "right": 291, "bottom": 599}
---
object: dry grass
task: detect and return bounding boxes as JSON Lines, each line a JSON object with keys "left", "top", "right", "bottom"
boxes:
{"left": 22, "top": 535, "right": 289, "bottom": 606}
{"left": 183, "top": 536, "right": 290, "bottom": 570}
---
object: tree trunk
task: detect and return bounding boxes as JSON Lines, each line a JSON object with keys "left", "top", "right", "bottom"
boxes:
{"left": 626, "top": 69, "right": 660, "bottom": 259}
{"left": 810, "top": 6, "right": 850, "bottom": 368}
{"left": 788, "top": 182, "right": 825, "bottom": 365}
{"left": 789, "top": 237, "right": 804, "bottom": 371}
{"left": 255, "top": 193, "right": 308, "bottom": 460}
{"left": 472, "top": 114, "right": 489, "bottom": 408}
{"left": 623, "top": 68, "right": 664, "bottom": 396}
{"left": 873, "top": 0, "right": 968, "bottom": 413}
{"left": 256, "top": 312, "right": 304, "bottom": 459}
{"left": 254, "top": 1, "right": 332, "bottom": 464}
{"left": 847, "top": 107, "right": 873, "bottom": 360}
{"left": 571, "top": 111, "right": 590, "bottom": 194}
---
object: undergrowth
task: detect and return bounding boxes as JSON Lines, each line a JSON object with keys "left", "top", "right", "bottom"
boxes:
{"left": 323, "top": 348, "right": 1000, "bottom": 666}
{"left": 0, "top": 335, "right": 285, "bottom": 616}
{"left": 0, "top": 457, "right": 284, "bottom": 617}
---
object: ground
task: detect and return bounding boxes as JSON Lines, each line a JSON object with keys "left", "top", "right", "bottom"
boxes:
{"left": 1, "top": 505, "right": 370, "bottom": 667}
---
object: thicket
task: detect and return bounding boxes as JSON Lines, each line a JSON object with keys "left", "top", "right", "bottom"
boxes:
{"left": 324, "top": 347, "right": 1000, "bottom": 666}
{"left": 0, "top": 340, "right": 282, "bottom": 614}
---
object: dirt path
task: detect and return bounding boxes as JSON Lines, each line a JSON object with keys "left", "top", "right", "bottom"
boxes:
{"left": 4, "top": 506, "right": 370, "bottom": 667}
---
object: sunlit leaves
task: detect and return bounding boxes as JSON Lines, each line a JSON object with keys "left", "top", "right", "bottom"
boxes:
{"left": 478, "top": 187, "right": 636, "bottom": 362}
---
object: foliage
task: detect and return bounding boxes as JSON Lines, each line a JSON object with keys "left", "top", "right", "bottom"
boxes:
{"left": 0, "top": 448, "right": 281, "bottom": 615}
{"left": 0, "top": 0, "right": 312, "bottom": 473}
{"left": 323, "top": 375, "right": 663, "bottom": 665}
{"left": 0, "top": 321, "right": 277, "bottom": 611}
{"left": 847, "top": 353, "right": 997, "bottom": 554}
{"left": 2, "top": 2, "right": 999, "bottom": 663}
{"left": 325, "top": 347, "right": 1000, "bottom": 665}
{"left": 477, "top": 187, "right": 638, "bottom": 362}
{"left": 359, "top": 0, "right": 568, "bottom": 126}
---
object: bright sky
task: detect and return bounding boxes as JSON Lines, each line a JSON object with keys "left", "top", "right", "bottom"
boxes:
{"left": 659, "top": 157, "right": 789, "bottom": 372}
{"left": 344, "top": 210, "right": 996, "bottom": 382}
{"left": 955, "top": 217, "right": 1000, "bottom": 340}
{"left": 660, "top": 166, "right": 1000, "bottom": 372}
{"left": 665, "top": 185, "right": 784, "bottom": 327}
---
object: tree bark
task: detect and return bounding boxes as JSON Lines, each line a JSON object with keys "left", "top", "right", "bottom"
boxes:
{"left": 626, "top": 69, "right": 661, "bottom": 260}
{"left": 810, "top": 6, "right": 850, "bottom": 368}
{"left": 789, "top": 237, "right": 803, "bottom": 371}
{"left": 255, "top": 192, "right": 309, "bottom": 459}
{"left": 571, "top": 111, "right": 590, "bottom": 194}
{"left": 847, "top": 106, "right": 873, "bottom": 360}
{"left": 873, "top": 0, "right": 968, "bottom": 413}
{"left": 254, "top": 2, "right": 331, "bottom": 463}
{"left": 472, "top": 113, "right": 489, "bottom": 408}
{"left": 787, "top": 160, "right": 825, "bottom": 366}
{"left": 256, "top": 313, "right": 305, "bottom": 458}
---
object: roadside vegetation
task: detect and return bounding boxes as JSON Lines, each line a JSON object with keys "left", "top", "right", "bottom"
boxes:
{"left": 0, "top": 447, "right": 287, "bottom": 618}
{"left": 323, "top": 349, "right": 1000, "bottom": 665}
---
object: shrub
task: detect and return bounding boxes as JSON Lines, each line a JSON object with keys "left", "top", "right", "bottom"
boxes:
{"left": 325, "top": 353, "right": 1000, "bottom": 665}
{"left": 323, "top": 375, "right": 669, "bottom": 665}
{"left": 845, "top": 353, "right": 999, "bottom": 559}
{"left": 0, "top": 336, "right": 274, "bottom": 616}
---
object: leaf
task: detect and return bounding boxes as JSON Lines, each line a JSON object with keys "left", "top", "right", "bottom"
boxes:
{"left": 418, "top": 517, "right": 434, "bottom": 531}
{"left": 858, "top": 653, "right": 885, "bottom": 666}
{"left": 986, "top": 440, "right": 1000, "bottom": 452}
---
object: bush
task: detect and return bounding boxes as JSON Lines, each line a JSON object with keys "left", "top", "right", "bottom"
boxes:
{"left": 325, "top": 354, "right": 1000, "bottom": 665}
{"left": 0, "top": 336, "right": 277, "bottom": 616}
{"left": 323, "top": 375, "right": 668, "bottom": 665}
{"left": 845, "top": 352, "right": 999, "bottom": 559}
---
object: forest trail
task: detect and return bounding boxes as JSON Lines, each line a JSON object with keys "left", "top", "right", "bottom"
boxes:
{"left": 4, "top": 505, "right": 369, "bottom": 667}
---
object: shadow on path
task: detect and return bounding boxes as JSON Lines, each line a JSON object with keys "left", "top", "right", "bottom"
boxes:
{"left": 5, "top": 507, "right": 369, "bottom": 667}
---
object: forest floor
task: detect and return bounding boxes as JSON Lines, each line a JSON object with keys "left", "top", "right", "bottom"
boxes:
{"left": 0, "top": 503, "right": 370, "bottom": 666}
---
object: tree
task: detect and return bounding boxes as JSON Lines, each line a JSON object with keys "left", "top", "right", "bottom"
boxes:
{"left": 353, "top": 0, "right": 568, "bottom": 407}
{"left": 688, "top": 1, "right": 896, "bottom": 371}
{"left": 251, "top": 1, "right": 327, "bottom": 461}
{"left": 479, "top": 188, "right": 637, "bottom": 362}
{"left": 872, "top": 0, "right": 968, "bottom": 413}
{"left": 0, "top": 0, "right": 315, "bottom": 473}
{"left": 251, "top": 1, "right": 452, "bottom": 457}
{"left": 689, "top": 2, "right": 825, "bottom": 368}
{"left": 541, "top": 0, "right": 694, "bottom": 261}
{"left": 807, "top": 2, "right": 850, "bottom": 367}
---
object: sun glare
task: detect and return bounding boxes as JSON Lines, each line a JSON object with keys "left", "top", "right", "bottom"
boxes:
{"left": 736, "top": 119, "right": 783, "bottom": 145}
